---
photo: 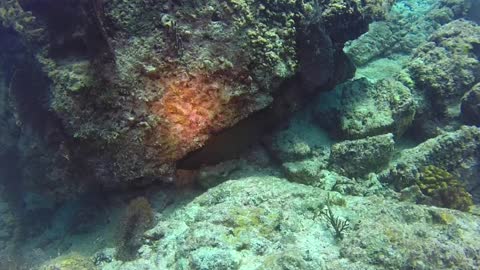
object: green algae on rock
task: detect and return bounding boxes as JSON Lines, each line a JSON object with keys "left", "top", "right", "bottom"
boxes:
{"left": 330, "top": 133, "right": 395, "bottom": 178}
{"left": 380, "top": 126, "right": 480, "bottom": 200}
{"left": 38, "top": 252, "right": 96, "bottom": 270}
{"left": 416, "top": 165, "right": 473, "bottom": 211}
{"left": 344, "top": 0, "right": 473, "bottom": 67}
{"left": 408, "top": 19, "right": 480, "bottom": 119}
{"left": 315, "top": 78, "right": 416, "bottom": 139}
{"left": 95, "top": 176, "right": 480, "bottom": 270}
{"left": 0, "top": 0, "right": 394, "bottom": 189}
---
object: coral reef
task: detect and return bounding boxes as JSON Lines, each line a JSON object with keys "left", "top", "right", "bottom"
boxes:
{"left": 416, "top": 165, "right": 473, "bottom": 211}
{"left": 1, "top": 0, "right": 480, "bottom": 269}
{"left": 0, "top": 0, "right": 44, "bottom": 42}
{"left": 150, "top": 73, "right": 261, "bottom": 162}
{"left": 0, "top": 0, "right": 393, "bottom": 187}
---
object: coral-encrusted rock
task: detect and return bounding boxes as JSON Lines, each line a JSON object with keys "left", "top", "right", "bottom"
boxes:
{"left": 408, "top": 20, "right": 480, "bottom": 118}
{"left": 461, "top": 83, "right": 480, "bottom": 126}
{"left": 99, "top": 176, "right": 480, "bottom": 270}
{"left": 283, "top": 155, "right": 329, "bottom": 185}
{"left": 268, "top": 130, "right": 313, "bottom": 163}
{"left": 380, "top": 126, "right": 480, "bottom": 202}
{"left": 329, "top": 133, "right": 395, "bottom": 178}
{"left": 0, "top": 0, "right": 393, "bottom": 185}
{"left": 315, "top": 78, "right": 416, "bottom": 139}
{"left": 344, "top": 0, "right": 474, "bottom": 67}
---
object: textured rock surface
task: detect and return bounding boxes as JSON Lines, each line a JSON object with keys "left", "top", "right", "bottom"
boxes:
{"left": 330, "top": 134, "right": 395, "bottom": 178}
{"left": 1, "top": 0, "right": 480, "bottom": 269}
{"left": 315, "top": 78, "right": 416, "bottom": 139}
{"left": 408, "top": 19, "right": 480, "bottom": 118}
{"left": 344, "top": 0, "right": 473, "bottom": 67}
{"left": 38, "top": 252, "right": 96, "bottom": 270}
{"left": 283, "top": 155, "right": 328, "bottom": 184}
{"left": 0, "top": 0, "right": 393, "bottom": 187}
{"left": 380, "top": 126, "right": 480, "bottom": 201}
{"left": 96, "top": 176, "right": 480, "bottom": 270}
{"left": 461, "top": 83, "right": 480, "bottom": 126}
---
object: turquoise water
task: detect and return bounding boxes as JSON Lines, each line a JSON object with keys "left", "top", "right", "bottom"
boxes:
{"left": 0, "top": 0, "right": 479, "bottom": 269}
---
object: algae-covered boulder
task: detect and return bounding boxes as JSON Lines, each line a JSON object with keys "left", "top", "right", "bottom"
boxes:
{"left": 330, "top": 133, "right": 395, "bottom": 178}
{"left": 408, "top": 19, "right": 480, "bottom": 118}
{"left": 345, "top": 0, "right": 474, "bottom": 67}
{"left": 268, "top": 130, "right": 313, "bottom": 162}
{"left": 380, "top": 126, "right": 480, "bottom": 200}
{"left": 416, "top": 165, "right": 473, "bottom": 211}
{"left": 315, "top": 78, "right": 416, "bottom": 139}
{"left": 283, "top": 155, "right": 329, "bottom": 185}
{"left": 338, "top": 196, "right": 480, "bottom": 270}
{"left": 0, "top": 0, "right": 394, "bottom": 186}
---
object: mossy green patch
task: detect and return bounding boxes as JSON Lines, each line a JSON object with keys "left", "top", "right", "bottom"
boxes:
{"left": 0, "top": 0, "right": 44, "bottom": 41}
{"left": 224, "top": 206, "right": 282, "bottom": 247}
{"left": 417, "top": 165, "right": 473, "bottom": 212}
{"left": 38, "top": 252, "right": 96, "bottom": 270}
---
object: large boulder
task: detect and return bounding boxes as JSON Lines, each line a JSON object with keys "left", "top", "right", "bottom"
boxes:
{"left": 408, "top": 19, "right": 480, "bottom": 118}
{"left": 380, "top": 126, "right": 480, "bottom": 202}
{"left": 329, "top": 133, "right": 395, "bottom": 178}
{"left": 315, "top": 78, "right": 416, "bottom": 139}
{"left": 345, "top": 0, "right": 474, "bottom": 67}
{"left": 0, "top": 0, "right": 394, "bottom": 187}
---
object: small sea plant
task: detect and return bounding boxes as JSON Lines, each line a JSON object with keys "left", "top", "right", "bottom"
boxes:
{"left": 116, "top": 197, "right": 154, "bottom": 261}
{"left": 315, "top": 195, "right": 350, "bottom": 240}
{"left": 416, "top": 165, "right": 473, "bottom": 212}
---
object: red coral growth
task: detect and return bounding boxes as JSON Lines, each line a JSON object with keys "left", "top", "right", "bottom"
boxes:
{"left": 150, "top": 74, "right": 242, "bottom": 161}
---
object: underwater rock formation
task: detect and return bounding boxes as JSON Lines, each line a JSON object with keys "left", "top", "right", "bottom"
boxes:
{"left": 461, "top": 82, "right": 480, "bottom": 126}
{"left": 380, "top": 126, "right": 480, "bottom": 200}
{"left": 408, "top": 19, "right": 480, "bottom": 119}
{"left": 344, "top": 0, "right": 474, "bottom": 67}
{"left": 314, "top": 78, "right": 416, "bottom": 139}
{"left": 416, "top": 165, "right": 473, "bottom": 211}
{"left": 95, "top": 176, "right": 480, "bottom": 270}
{"left": 329, "top": 133, "right": 395, "bottom": 178}
{"left": 1, "top": 0, "right": 480, "bottom": 269}
{"left": 0, "top": 0, "right": 394, "bottom": 188}
{"left": 0, "top": 187, "right": 16, "bottom": 268}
